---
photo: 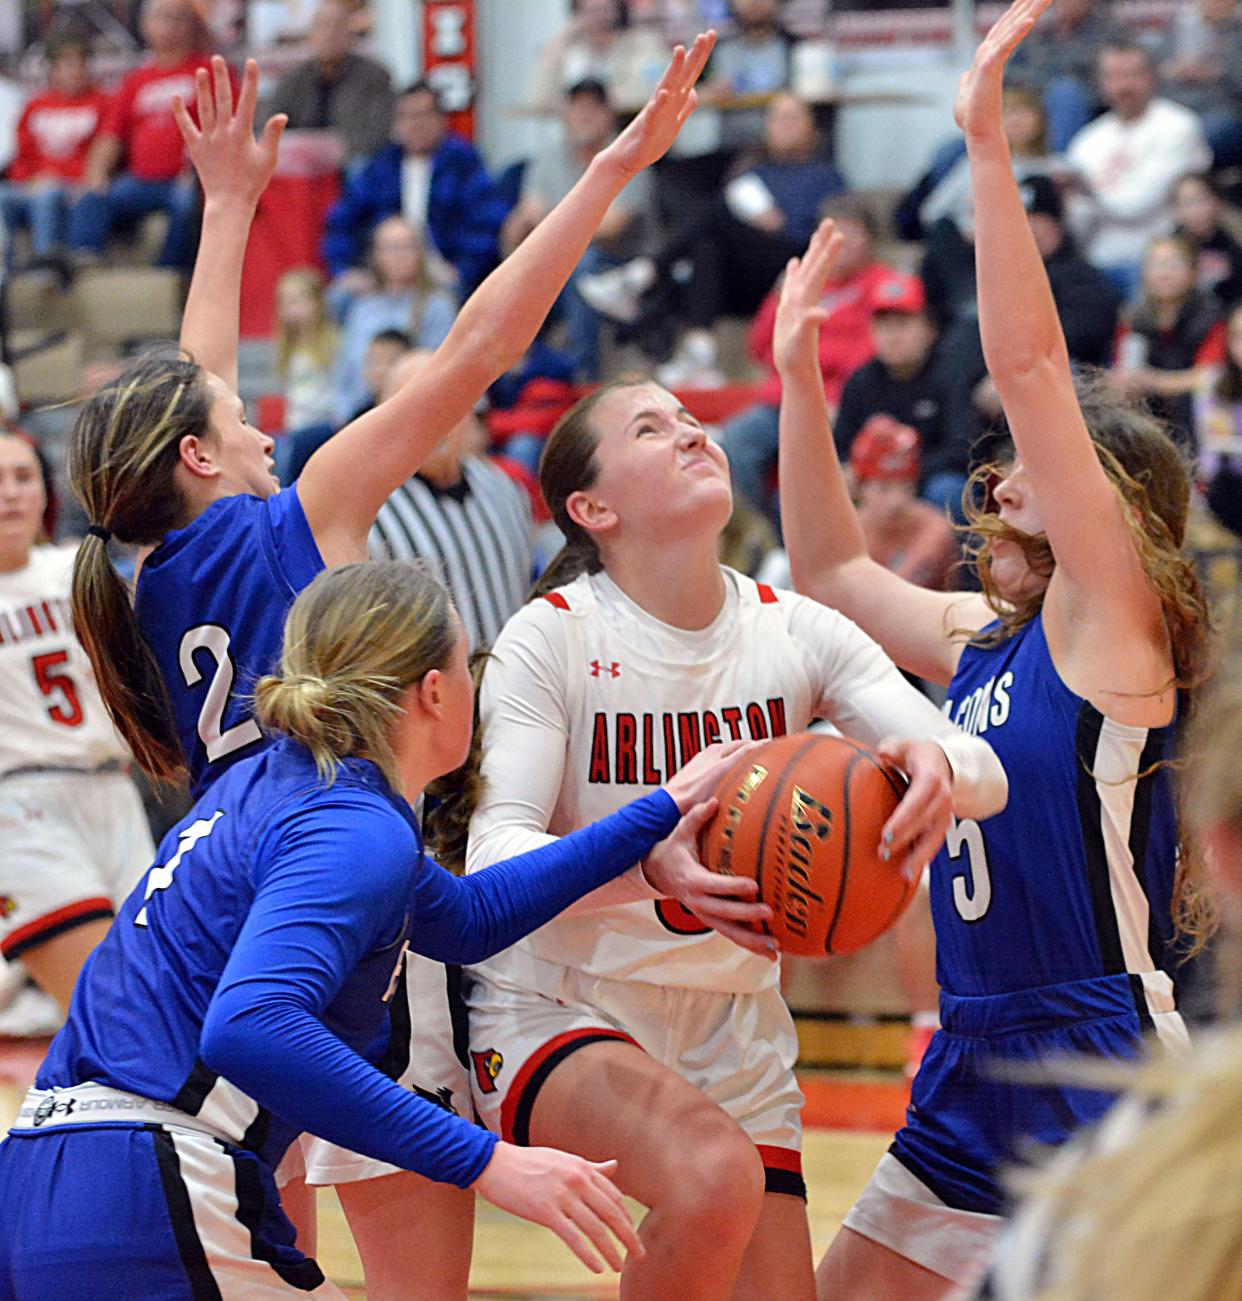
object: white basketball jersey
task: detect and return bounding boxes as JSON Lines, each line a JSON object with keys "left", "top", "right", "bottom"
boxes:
{"left": 467, "top": 567, "right": 990, "bottom": 995}
{"left": 0, "top": 544, "right": 128, "bottom": 776}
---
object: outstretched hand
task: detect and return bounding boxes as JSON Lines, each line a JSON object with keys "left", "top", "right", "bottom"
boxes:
{"left": 603, "top": 31, "right": 716, "bottom": 178}
{"left": 773, "top": 218, "right": 843, "bottom": 379}
{"left": 953, "top": 0, "right": 1052, "bottom": 142}
{"left": 172, "top": 56, "right": 285, "bottom": 208}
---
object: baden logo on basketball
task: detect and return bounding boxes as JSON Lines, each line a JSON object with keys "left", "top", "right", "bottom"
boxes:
{"left": 699, "top": 733, "right": 915, "bottom": 957}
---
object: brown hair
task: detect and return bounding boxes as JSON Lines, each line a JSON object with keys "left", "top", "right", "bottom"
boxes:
{"left": 68, "top": 349, "right": 213, "bottom": 783}
{"left": 255, "top": 561, "right": 457, "bottom": 794}
{"left": 430, "top": 378, "right": 647, "bottom": 862}
{"left": 529, "top": 377, "right": 647, "bottom": 598}
{"left": 959, "top": 370, "right": 1214, "bottom": 948}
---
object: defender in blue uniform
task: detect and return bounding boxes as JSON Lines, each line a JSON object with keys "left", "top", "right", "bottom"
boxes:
{"left": 0, "top": 562, "right": 750, "bottom": 1298}
{"left": 775, "top": 3, "right": 1213, "bottom": 1291}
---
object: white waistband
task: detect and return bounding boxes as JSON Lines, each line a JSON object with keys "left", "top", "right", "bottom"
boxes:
{"left": 12, "top": 1082, "right": 230, "bottom": 1143}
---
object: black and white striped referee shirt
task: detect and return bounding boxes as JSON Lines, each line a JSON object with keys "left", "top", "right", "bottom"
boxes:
{"left": 368, "top": 457, "right": 534, "bottom": 651}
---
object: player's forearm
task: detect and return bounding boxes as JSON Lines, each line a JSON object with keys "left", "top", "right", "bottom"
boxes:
{"left": 778, "top": 364, "right": 870, "bottom": 600}
{"left": 180, "top": 197, "right": 257, "bottom": 392}
{"left": 967, "top": 132, "right": 1068, "bottom": 377}
{"left": 431, "top": 790, "right": 679, "bottom": 960}
{"left": 201, "top": 994, "right": 496, "bottom": 1186}
{"left": 437, "top": 153, "right": 635, "bottom": 383}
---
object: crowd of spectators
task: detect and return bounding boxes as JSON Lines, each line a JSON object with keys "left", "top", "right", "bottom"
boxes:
{"left": 3, "top": 0, "right": 1242, "bottom": 629}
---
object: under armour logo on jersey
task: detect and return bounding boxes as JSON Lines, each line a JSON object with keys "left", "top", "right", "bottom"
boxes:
{"left": 590, "top": 660, "right": 621, "bottom": 678}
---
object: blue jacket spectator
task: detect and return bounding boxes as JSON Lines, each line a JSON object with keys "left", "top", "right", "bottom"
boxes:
{"left": 322, "top": 82, "right": 508, "bottom": 297}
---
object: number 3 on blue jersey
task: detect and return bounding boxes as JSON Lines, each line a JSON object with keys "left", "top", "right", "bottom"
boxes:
{"left": 947, "top": 815, "right": 992, "bottom": 923}
{"left": 179, "top": 625, "right": 263, "bottom": 763}
{"left": 135, "top": 811, "right": 224, "bottom": 927}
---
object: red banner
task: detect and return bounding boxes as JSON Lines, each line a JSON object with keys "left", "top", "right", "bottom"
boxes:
{"left": 422, "top": 0, "right": 476, "bottom": 139}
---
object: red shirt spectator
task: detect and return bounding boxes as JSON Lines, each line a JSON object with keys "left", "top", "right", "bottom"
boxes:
{"left": 102, "top": 53, "right": 218, "bottom": 182}
{"left": 8, "top": 87, "right": 111, "bottom": 183}
{"left": 748, "top": 258, "right": 891, "bottom": 409}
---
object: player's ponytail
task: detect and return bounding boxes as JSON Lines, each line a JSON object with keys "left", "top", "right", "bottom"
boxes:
{"left": 69, "top": 351, "right": 214, "bottom": 783}
{"left": 255, "top": 561, "right": 456, "bottom": 793}
{"left": 529, "top": 377, "right": 648, "bottom": 602}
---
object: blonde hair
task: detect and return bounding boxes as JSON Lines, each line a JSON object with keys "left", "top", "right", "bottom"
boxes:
{"left": 1014, "top": 1026, "right": 1242, "bottom": 1301}
{"left": 274, "top": 268, "right": 338, "bottom": 378}
{"left": 68, "top": 348, "right": 213, "bottom": 782}
{"left": 254, "top": 561, "right": 457, "bottom": 793}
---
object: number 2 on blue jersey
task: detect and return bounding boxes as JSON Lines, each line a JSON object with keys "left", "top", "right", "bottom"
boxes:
{"left": 179, "top": 624, "right": 263, "bottom": 763}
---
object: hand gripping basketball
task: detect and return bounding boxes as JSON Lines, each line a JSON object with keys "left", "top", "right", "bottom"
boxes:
{"left": 698, "top": 733, "right": 921, "bottom": 957}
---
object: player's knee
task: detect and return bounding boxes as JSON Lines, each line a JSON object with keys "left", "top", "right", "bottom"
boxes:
{"left": 660, "top": 1120, "right": 764, "bottom": 1236}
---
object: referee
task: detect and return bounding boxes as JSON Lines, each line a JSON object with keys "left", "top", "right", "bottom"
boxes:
{"left": 368, "top": 351, "right": 535, "bottom": 650}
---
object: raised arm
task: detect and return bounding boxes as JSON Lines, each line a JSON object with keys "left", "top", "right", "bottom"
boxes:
{"left": 776, "top": 221, "right": 991, "bottom": 685}
{"left": 956, "top": 0, "right": 1159, "bottom": 616}
{"left": 173, "top": 58, "right": 284, "bottom": 394}
{"left": 299, "top": 34, "right": 717, "bottom": 566}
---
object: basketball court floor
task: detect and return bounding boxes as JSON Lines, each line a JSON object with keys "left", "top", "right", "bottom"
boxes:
{"left": 0, "top": 1038, "right": 897, "bottom": 1299}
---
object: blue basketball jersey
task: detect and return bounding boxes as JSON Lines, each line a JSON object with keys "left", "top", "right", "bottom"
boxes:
{"left": 133, "top": 487, "right": 323, "bottom": 794}
{"left": 886, "top": 612, "right": 1184, "bottom": 1215}
{"left": 931, "top": 611, "right": 1179, "bottom": 1010}
{"left": 32, "top": 737, "right": 679, "bottom": 1184}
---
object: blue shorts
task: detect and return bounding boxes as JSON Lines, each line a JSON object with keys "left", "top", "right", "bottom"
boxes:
{"left": 890, "top": 974, "right": 1163, "bottom": 1216}
{"left": 0, "top": 1122, "right": 324, "bottom": 1299}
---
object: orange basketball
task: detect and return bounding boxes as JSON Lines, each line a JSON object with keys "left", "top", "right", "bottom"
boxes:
{"left": 699, "top": 733, "right": 914, "bottom": 957}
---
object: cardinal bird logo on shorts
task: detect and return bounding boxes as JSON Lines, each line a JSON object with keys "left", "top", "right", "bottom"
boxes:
{"left": 472, "top": 1048, "right": 504, "bottom": 1094}
{"left": 0, "top": 896, "right": 15, "bottom": 919}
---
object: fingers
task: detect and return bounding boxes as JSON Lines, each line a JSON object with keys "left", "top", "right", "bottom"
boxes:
{"left": 681, "top": 799, "right": 718, "bottom": 836}
{"left": 655, "top": 43, "right": 687, "bottom": 97}
{"left": 236, "top": 57, "right": 260, "bottom": 134}
{"left": 693, "top": 895, "right": 771, "bottom": 925}
{"left": 881, "top": 772, "right": 946, "bottom": 851}
{"left": 195, "top": 65, "right": 214, "bottom": 132}
{"left": 711, "top": 918, "right": 780, "bottom": 959}
{"left": 583, "top": 1171, "right": 644, "bottom": 1260}
{"left": 681, "top": 30, "right": 716, "bottom": 89}
{"left": 551, "top": 1211, "right": 608, "bottom": 1274}
{"left": 211, "top": 54, "right": 233, "bottom": 125}
{"left": 698, "top": 872, "right": 760, "bottom": 899}
{"left": 261, "top": 113, "right": 288, "bottom": 166}
{"left": 895, "top": 820, "right": 947, "bottom": 884}
{"left": 170, "top": 94, "right": 198, "bottom": 147}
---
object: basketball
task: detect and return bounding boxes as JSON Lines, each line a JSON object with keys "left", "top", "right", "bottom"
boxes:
{"left": 699, "top": 733, "right": 914, "bottom": 957}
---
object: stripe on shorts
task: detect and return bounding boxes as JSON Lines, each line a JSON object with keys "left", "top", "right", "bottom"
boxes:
{"left": 501, "top": 1028, "right": 639, "bottom": 1145}
{"left": 756, "top": 1143, "right": 807, "bottom": 1200}
{"left": 229, "top": 1145, "right": 326, "bottom": 1291}
{"left": 151, "top": 1127, "right": 221, "bottom": 1301}
{"left": 2, "top": 896, "right": 114, "bottom": 960}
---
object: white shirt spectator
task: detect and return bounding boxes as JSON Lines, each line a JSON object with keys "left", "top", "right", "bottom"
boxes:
{"left": 1066, "top": 97, "right": 1211, "bottom": 270}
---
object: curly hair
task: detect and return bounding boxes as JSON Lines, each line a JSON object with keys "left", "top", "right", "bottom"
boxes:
{"left": 956, "top": 371, "right": 1215, "bottom": 951}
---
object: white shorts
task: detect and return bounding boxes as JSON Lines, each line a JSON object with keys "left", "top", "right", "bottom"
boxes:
{"left": 296, "top": 951, "right": 474, "bottom": 1187}
{"left": 842, "top": 1151, "right": 1001, "bottom": 1287}
{"left": 464, "top": 965, "right": 806, "bottom": 1195}
{"left": 0, "top": 769, "right": 153, "bottom": 962}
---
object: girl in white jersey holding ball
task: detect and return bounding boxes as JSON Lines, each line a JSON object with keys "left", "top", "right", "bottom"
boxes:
{"left": 450, "top": 381, "right": 1009, "bottom": 1296}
